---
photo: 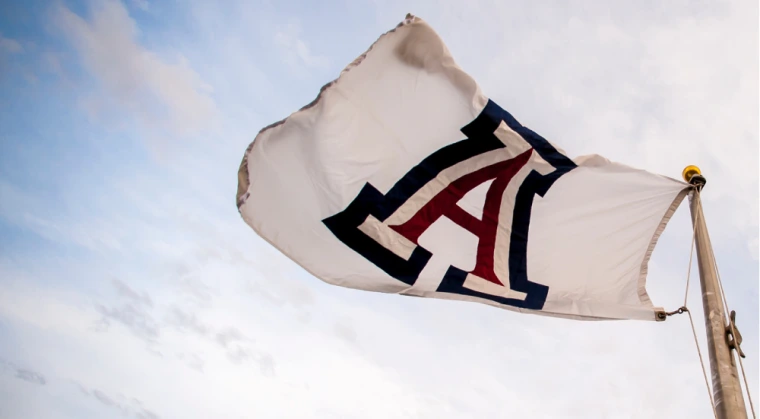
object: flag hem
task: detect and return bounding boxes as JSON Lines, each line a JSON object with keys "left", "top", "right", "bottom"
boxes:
{"left": 636, "top": 185, "right": 692, "bottom": 315}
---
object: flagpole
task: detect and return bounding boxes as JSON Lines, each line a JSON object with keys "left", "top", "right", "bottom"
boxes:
{"left": 683, "top": 166, "right": 748, "bottom": 419}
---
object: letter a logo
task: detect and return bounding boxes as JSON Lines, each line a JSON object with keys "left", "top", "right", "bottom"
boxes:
{"left": 323, "top": 99, "right": 577, "bottom": 310}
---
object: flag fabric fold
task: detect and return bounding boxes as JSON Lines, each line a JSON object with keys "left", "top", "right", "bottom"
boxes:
{"left": 237, "top": 14, "right": 689, "bottom": 321}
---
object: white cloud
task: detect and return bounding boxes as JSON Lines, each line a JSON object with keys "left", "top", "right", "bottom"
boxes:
{"left": 54, "top": 0, "right": 217, "bottom": 138}
{"left": 274, "top": 21, "right": 330, "bottom": 74}
{"left": 749, "top": 236, "right": 759, "bottom": 260}
{"left": 131, "top": 0, "right": 149, "bottom": 12}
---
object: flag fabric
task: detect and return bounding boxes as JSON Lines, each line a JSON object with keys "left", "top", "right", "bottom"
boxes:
{"left": 236, "top": 14, "right": 690, "bottom": 321}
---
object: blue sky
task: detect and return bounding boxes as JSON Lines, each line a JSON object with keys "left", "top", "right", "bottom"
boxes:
{"left": 0, "top": 0, "right": 757, "bottom": 418}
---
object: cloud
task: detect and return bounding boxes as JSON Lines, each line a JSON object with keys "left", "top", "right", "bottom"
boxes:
{"left": 749, "top": 236, "right": 759, "bottom": 261}
{"left": 92, "top": 389, "right": 122, "bottom": 408}
{"left": 95, "top": 281, "right": 160, "bottom": 343}
{"left": 257, "top": 352, "right": 276, "bottom": 377}
{"left": 166, "top": 306, "right": 210, "bottom": 336}
{"left": 78, "top": 384, "right": 161, "bottom": 419}
{"left": 113, "top": 279, "right": 153, "bottom": 308}
{"left": 0, "top": 358, "right": 47, "bottom": 386}
{"left": 23, "top": 214, "right": 123, "bottom": 252}
{"left": 214, "top": 327, "right": 246, "bottom": 348}
{"left": 172, "top": 276, "right": 216, "bottom": 310}
{"left": 274, "top": 21, "right": 330, "bottom": 74}
{"left": 175, "top": 352, "right": 205, "bottom": 373}
{"left": 0, "top": 35, "right": 23, "bottom": 54}
{"left": 166, "top": 306, "right": 276, "bottom": 372}
{"left": 15, "top": 369, "right": 47, "bottom": 386}
{"left": 225, "top": 344, "right": 251, "bottom": 364}
{"left": 96, "top": 303, "right": 160, "bottom": 342}
{"left": 333, "top": 321, "right": 358, "bottom": 346}
{"left": 94, "top": 280, "right": 256, "bottom": 367}
{"left": 131, "top": 0, "right": 149, "bottom": 12}
{"left": 135, "top": 407, "right": 160, "bottom": 419}
{"left": 54, "top": 0, "right": 217, "bottom": 138}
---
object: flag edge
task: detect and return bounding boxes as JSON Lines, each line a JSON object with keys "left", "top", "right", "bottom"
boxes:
{"left": 637, "top": 185, "right": 692, "bottom": 319}
{"left": 236, "top": 14, "right": 422, "bottom": 210}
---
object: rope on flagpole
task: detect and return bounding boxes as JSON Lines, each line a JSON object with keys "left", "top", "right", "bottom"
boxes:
{"left": 665, "top": 189, "right": 716, "bottom": 417}
{"left": 680, "top": 197, "right": 719, "bottom": 419}
{"left": 686, "top": 309, "right": 718, "bottom": 419}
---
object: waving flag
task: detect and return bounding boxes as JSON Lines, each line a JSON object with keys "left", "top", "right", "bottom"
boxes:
{"left": 236, "top": 14, "right": 689, "bottom": 321}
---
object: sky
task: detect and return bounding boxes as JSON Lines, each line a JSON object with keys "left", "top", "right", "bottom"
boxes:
{"left": 0, "top": 0, "right": 757, "bottom": 418}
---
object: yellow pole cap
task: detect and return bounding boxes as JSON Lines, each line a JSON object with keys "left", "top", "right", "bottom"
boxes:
{"left": 682, "top": 165, "right": 702, "bottom": 183}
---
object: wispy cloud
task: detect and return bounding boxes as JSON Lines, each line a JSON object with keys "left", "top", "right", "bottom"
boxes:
{"left": 78, "top": 383, "right": 161, "bottom": 419}
{"left": 333, "top": 320, "right": 358, "bottom": 346}
{"left": 131, "top": 0, "right": 149, "bottom": 12}
{"left": 175, "top": 352, "right": 205, "bottom": 373}
{"left": 0, "top": 359, "right": 47, "bottom": 386}
{"left": 113, "top": 279, "right": 153, "bottom": 307}
{"left": 96, "top": 281, "right": 160, "bottom": 343}
{"left": 54, "top": 0, "right": 217, "bottom": 138}
{"left": 0, "top": 35, "right": 22, "bottom": 54}
{"left": 166, "top": 306, "right": 210, "bottom": 336}
{"left": 214, "top": 327, "right": 246, "bottom": 348}
{"left": 15, "top": 369, "right": 47, "bottom": 386}
{"left": 274, "top": 21, "right": 330, "bottom": 75}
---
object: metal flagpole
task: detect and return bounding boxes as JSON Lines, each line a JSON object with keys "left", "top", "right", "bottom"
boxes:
{"left": 683, "top": 166, "right": 748, "bottom": 419}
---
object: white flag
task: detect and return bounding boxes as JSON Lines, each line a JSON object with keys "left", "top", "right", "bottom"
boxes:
{"left": 236, "top": 15, "right": 689, "bottom": 321}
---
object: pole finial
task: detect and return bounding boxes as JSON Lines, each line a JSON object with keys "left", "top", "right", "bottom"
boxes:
{"left": 683, "top": 165, "right": 701, "bottom": 182}
{"left": 683, "top": 165, "right": 706, "bottom": 189}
